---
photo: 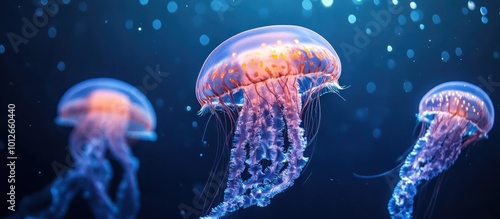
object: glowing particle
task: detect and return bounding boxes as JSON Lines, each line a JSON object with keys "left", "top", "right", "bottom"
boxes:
{"left": 302, "top": 0, "right": 313, "bottom": 10}
{"left": 493, "top": 51, "right": 499, "bottom": 59}
{"left": 125, "top": 19, "right": 133, "bottom": 29}
{"left": 462, "top": 7, "right": 469, "bottom": 15}
{"left": 403, "top": 80, "right": 413, "bottom": 92}
{"left": 406, "top": 49, "right": 415, "bottom": 59}
{"left": 48, "top": 27, "right": 57, "bottom": 38}
{"left": 200, "top": 34, "right": 210, "bottom": 46}
{"left": 455, "top": 47, "right": 463, "bottom": 57}
{"left": 348, "top": 14, "right": 357, "bottom": 24}
{"left": 78, "top": 1, "right": 87, "bottom": 12}
{"left": 481, "top": 16, "right": 488, "bottom": 24}
{"left": 366, "top": 82, "right": 376, "bottom": 93}
{"left": 387, "top": 59, "right": 396, "bottom": 69}
{"left": 441, "top": 51, "right": 450, "bottom": 62}
{"left": 152, "top": 19, "right": 162, "bottom": 30}
{"left": 195, "top": 3, "right": 207, "bottom": 14}
{"left": 57, "top": 61, "right": 66, "bottom": 71}
{"left": 35, "top": 7, "right": 43, "bottom": 16}
{"left": 410, "top": 2, "right": 416, "bottom": 9}
{"left": 167, "top": 1, "right": 178, "bottom": 13}
{"left": 480, "top": 6, "right": 487, "bottom": 15}
{"left": 321, "top": 0, "right": 334, "bottom": 7}
{"left": 432, "top": 15, "right": 441, "bottom": 24}
{"left": 410, "top": 10, "right": 422, "bottom": 22}
{"left": 398, "top": 15, "right": 407, "bottom": 25}
{"left": 468, "top": 1, "right": 475, "bottom": 10}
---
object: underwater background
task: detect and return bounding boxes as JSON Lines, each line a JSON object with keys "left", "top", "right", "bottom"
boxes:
{"left": 1, "top": 0, "right": 499, "bottom": 218}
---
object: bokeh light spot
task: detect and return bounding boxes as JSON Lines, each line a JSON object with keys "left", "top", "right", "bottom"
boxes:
{"left": 200, "top": 34, "right": 210, "bottom": 46}
{"left": 48, "top": 27, "right": 57, "bottom": 38}
{"left": 409, "top": 2, "right": 416, "bottom": 9}
{"left": 432, "top": 14, "right": 441, "bottom": 24}
{"left": 403, "top": 80, "right": 413, "bottom": 92}
{"left": 481, "top": 16, "right": 488, "bottom": 24}
{"left": 167, "top": 1, "right": 178, "bottom": 13}
{"left": 455, "top": 47, "right": 463, "bottom": 57}
{"left": 468, "top": 1, "right": 475, "bottom": 10}
{"left": 57, "top": 61, "right": 66, "bottom": 71}
{"left": 366, "top": 82, "right": 376, "bottom": 93}
{"left": 302, "top": 0, "right": 313, "bottom": 11}
{"left": 406, "top": 49, "right": 415, "bottom": 59}
{"left": 398, "top": 15, "right": 407, "bottom": 25}
{"left": 387, "top": 59, "right": 396, "bottom": 69}
{"left": 348, "top": 14, "right": 357, "bottom": 24}
{"left": 152, "top": 19, "right": 162, "bottom": 30}
{"left": 322, "top": 0, "right": 334, "bottom": 7}
{"left": 125, "top": 19, "right": 133, "bottom": 29}
{"left": 78, "top": 1, "right": 88, "bottom": 12}
{"left": 480, "top": 6, "right": 487, "bottom": 15}
{"left": 441, "top": 51, "right": 450, "bottom": 62}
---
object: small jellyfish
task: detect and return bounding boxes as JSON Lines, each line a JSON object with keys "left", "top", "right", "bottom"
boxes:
{"left": 388, "top": 81, "right": 494, "bottom": 219}
{"left": 14, "top": 78, "right": 156, "bottom": 219}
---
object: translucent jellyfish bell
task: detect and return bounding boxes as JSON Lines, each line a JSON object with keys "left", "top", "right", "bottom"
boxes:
{"left": 55, "top": 78, "right": 157, "bottom": 141}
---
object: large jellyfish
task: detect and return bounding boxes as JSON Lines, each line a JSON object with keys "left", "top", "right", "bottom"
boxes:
{"left": 388, "top": 81, "right": 495, "bottom": 219}
{"left": 195, "top": 25, "right": 342, "bottom": 218}
{"left": 14, "top": 78, "right": 156, "bottom": 219}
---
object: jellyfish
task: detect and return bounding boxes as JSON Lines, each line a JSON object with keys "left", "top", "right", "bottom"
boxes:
{"left": 388, "top": 81, "right": 495, "bottom": 219}
{"left": 14, "top": 78, "right": 156, "bottom": 219}
{"left": 195, "top": 25, "right": 342, "bottom": 218}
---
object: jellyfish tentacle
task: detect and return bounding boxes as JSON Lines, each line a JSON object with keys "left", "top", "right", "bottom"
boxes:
{"left": 107, "top": 138, "right": 140, "bottom": 219}
{"left": 241, "top": 83, "right": 287, "bottom": 208}
{"left": 23, "top": 140, "right": 116, "bottom": 219}
{"left": 268, "top": 79, "right": 309, "bottom": 195}
{"left": 202, "top": 101, "right": 251, "bottom": 219}
{"left": 389, "top": 114, "right": 468, "bottom": 219}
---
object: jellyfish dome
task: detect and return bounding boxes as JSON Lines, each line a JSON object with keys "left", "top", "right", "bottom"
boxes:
{"left": 196, "top": 25, "right": 342, "bottom": 112}
{"left": 419, "top": 81, "right": 495, "bottom": 136}
{"left": 56, "top": 78, "right": 157, "bottom": 141}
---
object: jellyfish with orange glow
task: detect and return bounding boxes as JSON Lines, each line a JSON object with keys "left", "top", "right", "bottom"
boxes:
{"left": 388, "top": 81, "right": 495, "bottom": 219}
{"left": 16, "top": 78, "right": 156, "bottom": 219}
{"left": 196, "top": 25, "right": 342, "bottom": 218}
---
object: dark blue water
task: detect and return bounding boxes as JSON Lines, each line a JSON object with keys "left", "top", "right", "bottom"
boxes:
{"left": 1, "top": 0, "right": 499, "bottom": 218}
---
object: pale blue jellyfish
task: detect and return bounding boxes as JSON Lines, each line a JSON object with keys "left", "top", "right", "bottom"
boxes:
{"left": 195, "top": 25, "right": 342, "bottom": 218}
{"left": 14, "top": 78, "right": 156, "bottom": 219}
{"left": 388, "top": 81, "right": 495, "bottom": 219}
